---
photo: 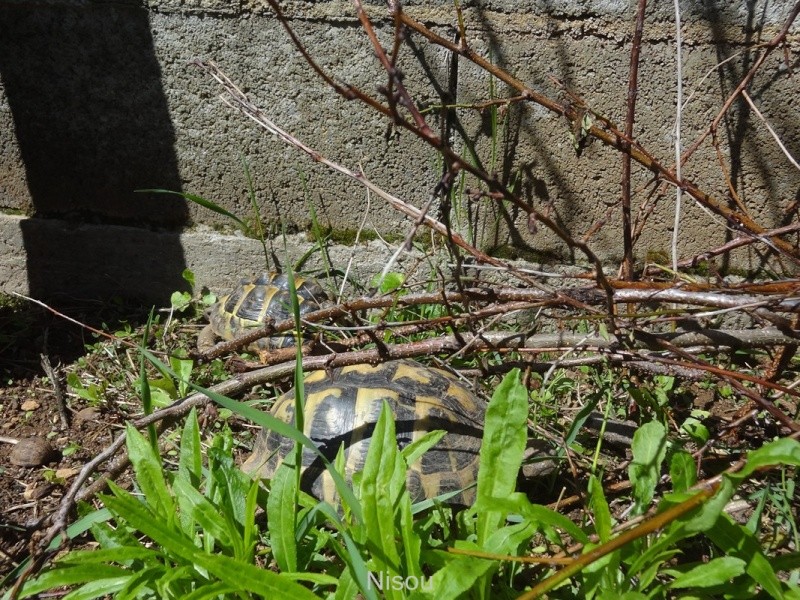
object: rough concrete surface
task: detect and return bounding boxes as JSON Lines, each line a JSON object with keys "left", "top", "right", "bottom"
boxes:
{"left": 0, "top": 213, "right": 406, "bottom": 304}
{"left": 1, "top": 0, "right": 798, "bottom": 301}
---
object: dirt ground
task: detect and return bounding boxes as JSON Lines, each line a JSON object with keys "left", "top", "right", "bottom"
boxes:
{"left": 0, "top": 299, "right": 154, "bottom": 579}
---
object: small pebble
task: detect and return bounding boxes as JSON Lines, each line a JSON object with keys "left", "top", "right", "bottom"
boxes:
{"left": 20, "top": 400, "right": 40, "bottom": 411}
{"left": 55, "top": 467, "right": 79, "bottom": 480}
{"left": 75, "top": 407, "right": 101, "bottom": 423}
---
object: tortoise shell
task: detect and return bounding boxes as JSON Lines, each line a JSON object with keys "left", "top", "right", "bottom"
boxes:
{"left": 204, "top": 272, "right": 328, "bottom": 351}
{"left": 242, "top": 359, "right": 485, "bottom": 506}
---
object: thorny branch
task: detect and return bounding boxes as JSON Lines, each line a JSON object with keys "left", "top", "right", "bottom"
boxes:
{"left": 393, "top": 7, "right": 800, "bottom": 263}
{"left": 262, "top": 0, "right": 621, "bottom": 323}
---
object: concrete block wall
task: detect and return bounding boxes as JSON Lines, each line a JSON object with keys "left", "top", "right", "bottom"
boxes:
{"left": 1, "top": 0, "right": 798, "bottom": 302}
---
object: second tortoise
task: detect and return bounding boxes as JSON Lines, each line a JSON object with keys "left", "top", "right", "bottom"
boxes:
{"left": 198, "top": 272, "right": 329, "bottom": 353}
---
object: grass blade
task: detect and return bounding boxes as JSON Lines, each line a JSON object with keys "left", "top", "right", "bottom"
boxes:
{"left": 136, "top": 189, "right": 246, "bottom": 228}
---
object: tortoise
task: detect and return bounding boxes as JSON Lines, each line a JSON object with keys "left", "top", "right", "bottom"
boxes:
{"left": 241, "top": 359, "right": 485, "bottom": 506}
{"left": 198, "top": 272, "right": 329, "bottom": 353}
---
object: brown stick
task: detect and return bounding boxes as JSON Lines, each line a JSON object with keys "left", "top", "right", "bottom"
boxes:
{"left": 620, "top": 0, "right": 648, "bottom": 280}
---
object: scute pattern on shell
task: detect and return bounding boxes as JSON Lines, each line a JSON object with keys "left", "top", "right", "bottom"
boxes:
{"left": 242, "top": 359, "right": 485, "bottom": 506}
{"left": 208, "top": 272, "right": 328, "bottom": 351}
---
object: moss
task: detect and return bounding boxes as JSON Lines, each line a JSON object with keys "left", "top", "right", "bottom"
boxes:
{"left": 645, "top": 249, "right": 670, "bottom": 265}
{"left": 488, "top": 244, "right": 561, "bottom": 264}
{"left": 307, "top": 226, "right": 412, "bottom": 247}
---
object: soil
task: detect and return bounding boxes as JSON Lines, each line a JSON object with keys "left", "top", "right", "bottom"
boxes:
{"left": 0, "top": 298, "right": 157, "bottom": 581}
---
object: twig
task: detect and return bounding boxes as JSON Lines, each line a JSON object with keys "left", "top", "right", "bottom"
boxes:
{"left": 741, "top": 90, "right": 800, "bottom": 171}
{"left": 679, "top": 1, "right": 800, "bottom": 167}
{"left": 10, "top": 292, "right": 155, "bottom": 354}
{"left": 40, "top": 354, "right": 70, "bottom": 430}
{"left": 620, "top": 0, "right": 647, "bottom": 280}
{"left": 671, "top": 0, "right": 684, "bottom": 273}
{"left": 259, "top": 0, "right": 621, "bottom": 306}
{"left": 191, "top": 59, "right": 602, "bottom": 321}
{"left": 395, "top": 10, "right": 800, "bottom": 262}
{"left": 673, "top": 220, "right": 800, "bottom": 269}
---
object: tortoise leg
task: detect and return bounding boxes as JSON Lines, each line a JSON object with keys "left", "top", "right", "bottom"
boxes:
{"left": 197, "top": 324, "right": 217, "bottom": 352}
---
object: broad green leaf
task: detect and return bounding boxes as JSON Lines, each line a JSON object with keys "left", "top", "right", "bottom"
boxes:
{"left": 178, "top": 408, "right": 202, "bottom": 487}
{"left": 401, "top": 429, "right": 447, "bottom": 467}
{"left": 60, "top": 577, "right": 131, "bottom": 600}
{"left": 680, "top": 417, "right": 709, "bottom": 444}
{"left": 667, "top": 556, "right": 746, "bottom": 589}
{"left": 170, "top": 356, "right": 194, "bottom": 397}
{"left": 181, "top": 268, "right": 196, "bottom": 288}
{"left": 422, "top": 553, "right": 494, "bottom": 600}
{"left": 477, "top": 494, "right": 587, "bottom": 544}
{"left": 725, "top": 438, "right": 800, "bottom": 484}
{"left": 282, "top": 572, "right": 339, "bottom": 586}
{"left": 17, "top": 565, "right": 130, "bottom": 598}
{"left": 370, "top": 272, "right": 405, "bottom": 294}
{"left": 125, "top": 424, "right": 174, "bottom": 519}
{"left": 399, "top": 479, "right": 422, "bottom": 582}
{"left": 55, "top": 547, "right": 160, "bottom": 565}
{"left": 706, "top": 514, "right": 783, "bottom": 599}
{"left": 476, "top": 368, "right": 528, "bottom": 544}
{"left": 628, "top": 421, "right": 667, "bottom": 514}
{"left": 173, "top": 477, "right": 232, "bottom": 548}
{"left": 268, "top": 454, "right": 299, "bottom": 573}
{"left": 208, "top": 434, "right": 250, "bottom": 527}
{"left": 242, "top": 478, "right": 260, "bottom": 564}
{"left": 484, "top": 520, "right": 536, "bottom": 556}
{"left": 360, "top": 402, "right": 404, "bottom": 596}
{"left": 669, "top": 450, "right": 696, "bottom": 493}
{"left": 588, "top": 473, "right": 612, "bottom": 542}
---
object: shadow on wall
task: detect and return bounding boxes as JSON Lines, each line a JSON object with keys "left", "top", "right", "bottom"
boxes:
{"left": 0, "top": 1, "right": 188, "bottom": 305}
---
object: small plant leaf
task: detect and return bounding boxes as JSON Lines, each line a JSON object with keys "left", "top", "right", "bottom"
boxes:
{"left": 17, "top": 565, "right": 131, "bottom": 598}
{"left": 424, "top": 551, "right": 495, "bottom": 600}
{"left": 178, "top": 408, "right": 202, "bottom": 487}
{"left": 401, "top": 429, "right": 447, "bottom": 467}
{"left": 725, "top": 437, "right": 800, "bottom": 484}
{"left": 125, "top": 424, "right": 174, "bottom": 519}
{"left": 628, "top": 420, "right": 667, "bottom": 514}
{"left": 267, "top": 453, "right": 300, "bottom": 573}
{"left": 669, "top": 450, "right": 695, "bottom": 493}
{"left": 667, "top": 556, "right": 747, "bottom": 589}
{"left": 476, "top": 368, "right": 528, "bottom": 544}
{"left": 173, "top": 477, "right": 232, "bottom": 548}
{"left": 588, "top": 473, "right": 613, "bottom": 542}
{"left": 360, "top": 402, "right": 405, "bottom": 593}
